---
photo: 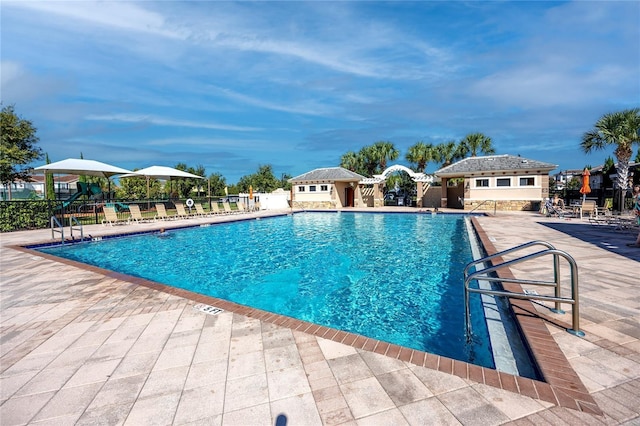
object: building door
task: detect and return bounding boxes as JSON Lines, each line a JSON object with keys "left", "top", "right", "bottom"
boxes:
{"left": 345, "top": 187, "right": 355, "bottom": 207}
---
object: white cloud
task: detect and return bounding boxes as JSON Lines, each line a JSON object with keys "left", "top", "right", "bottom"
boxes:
{"left": 5, "top": 0, "right": 185, "bottom": 39}
{"left": 206, "top": 85, "right": 337, "bottom": 117}
{"left": 85, "top": 113, "right": 262, "bottom": 132}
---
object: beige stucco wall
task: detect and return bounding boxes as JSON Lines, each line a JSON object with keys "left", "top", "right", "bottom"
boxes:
{"left": 464, "top": 200, "right": 541, "bottom": 211}
{"left": 291, "top": 181, "right": 364, "bottom": 209}
{"left": 461, "top": 174, "right": 547, "bottom": 211}
{"left": 420, "top": 186, "right": 442, "bottom": 208}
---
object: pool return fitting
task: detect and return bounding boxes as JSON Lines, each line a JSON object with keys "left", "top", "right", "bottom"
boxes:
{"left": 463, "top": 241, "right": 583, "bottom": 341}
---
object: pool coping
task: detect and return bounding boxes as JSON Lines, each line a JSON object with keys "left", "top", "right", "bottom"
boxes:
{"left": 7, "top": 213, "right": 601, "bottom": 416}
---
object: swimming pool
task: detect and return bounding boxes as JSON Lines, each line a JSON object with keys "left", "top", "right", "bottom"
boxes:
{"left": 39, "top": 212, "right": 495, "bottom": 368}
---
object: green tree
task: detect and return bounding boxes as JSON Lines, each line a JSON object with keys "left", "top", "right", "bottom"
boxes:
{"left": 0, "top": 105, "right": 43, "bottom": 200}
{"left": 567, "top": 176, "right": 582, "bottom": 191}
{"left": 581, "top": 108, "right": 640, "bottom": 205}
{"left": 208, "top": 172, "right": 227, "bottom": 196}
{"left": 280, "top": 173, "right": 292, "bottom": 190}
{"left": 174, "top": 163, "right": 206, "bottom": 198}
{"left": 370, "top": 141, "right": 399, "bottom": 172}
{"left": 117, "top": 174, "right": 162, "bottom": 200}
{"left": 405, "top": 141, "right": 436, "bottom": 173}
{"left": 433, "top": 140, "right": 463, "bottom": 168}
{"left": 340, "top": 141, "right": 399, "bottom": 177}
{"left": 44, "top": 153, "right": 55, "bottom": 200}
{"left": 236, "top": 165, "right": 280, "bottom": 193}
{"left": 340, "top": 151, "right": 361, "bottom": 173}
{"left": 459, "top": 132, "right": 495, "bottom": 157}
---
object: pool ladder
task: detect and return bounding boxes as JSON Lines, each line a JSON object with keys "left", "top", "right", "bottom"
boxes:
{"left": 51, "top": 216, "right": 84, "bottom": 244}
{"left": 463, "top": 241, "right": 583, "bottom": 340}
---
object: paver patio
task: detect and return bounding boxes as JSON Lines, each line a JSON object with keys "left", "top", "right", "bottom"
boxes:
{"left": 1, "top": 209, "right": 638, "bottom": 425}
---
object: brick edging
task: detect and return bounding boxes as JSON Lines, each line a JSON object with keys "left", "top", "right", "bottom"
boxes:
{"left": 470, "top": 217, "right": 601, "bottom": 415}
{"left": 8, "top": 214, "right": 602, "bottom": 415}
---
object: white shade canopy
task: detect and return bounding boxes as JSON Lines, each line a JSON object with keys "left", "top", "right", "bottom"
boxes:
{"left": 33, "top": 158, "right": 136, "bottom": 178}
{"left": 120, "top": 166, "right": 204, "bottom": 180}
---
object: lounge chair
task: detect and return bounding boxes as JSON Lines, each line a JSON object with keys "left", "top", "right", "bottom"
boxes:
{"left": 194, "top": 203, "right": 210, "bottom": 217}
{"left": 580, "top": 200, "right": 597, "bottom": 219}
{"left": 236, "top": 201, "right": 248, "bottom": 213}
{"left": 174, "top": 202, "right": 192, "bottom": 219}
{"left": 155, "top": 203, "right": 172, "bottom": 221}
{"left": 252, "top": 201, "right": 261, "bottom": 212}
{"left": 544, "top": 199, "right": 569, "bottom": 218}
{"left": 102, "top": 206, "right": 129, "bottom": 226}
{"left": 222, "top": 201, "right": 236, "bottom": 214}
{"left": 129, "top": 204, "right": 153, "bottom": 223}
{"left": 599, "top": 198, "right": 614, "bottom": 216}
{"left": 210, "top": 202, "right": 223, "bottom": 215}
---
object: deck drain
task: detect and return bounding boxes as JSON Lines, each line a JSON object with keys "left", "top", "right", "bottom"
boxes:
{"left": 194, "top": 304, "right": 224, "bottom": 315}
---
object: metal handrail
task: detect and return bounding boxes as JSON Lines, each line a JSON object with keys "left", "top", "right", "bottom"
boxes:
{"left": 51, "top": 216, "right": 64, "bottom": 242}
{"left": 464, "top": 241, "right": 560, "bottom": 311}
{"left": 468, "top": 199, "right": 497, "bottom": 215}
{"left": 464, "top": 241, "right": 583, "bottom": 339}
{"left": 70, "top": 216, "right": 84, "bottom": 241}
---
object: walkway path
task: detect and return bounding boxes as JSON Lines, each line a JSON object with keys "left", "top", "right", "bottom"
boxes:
{"left": 1, "top": 210, "right": 638, "bottom": 425}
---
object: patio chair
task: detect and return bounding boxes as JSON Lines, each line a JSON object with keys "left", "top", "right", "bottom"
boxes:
{"left": 544, "top": 198, "right": 569, "bottom": 218}
{"left": 102, "top": 206, "right": 129, "bottom": 226}
{"left": 236, "top": 201, "right": 248, "bottom": 213}
{"left": 194, "top": 203, "right": 210, "bottom": 217}
{"left": 222, "top": 201, "right": 237, "bottom": 214}
{"left": 129, "top": 204, "right": 153, "bottom": 223}
{"left": 174, "top": 202, "right": 192, "bottom": 219}
{"left": 599, "top": 198, "right": 613, "bottom": 216}
{"left": 155, "top": 203, "right": 173, "bottom": 221}
{"left": 210, "top": 202, "right": 224, "bottom": 215}
{"left": 580, "top": 200, "right": 597, "bottom": 219}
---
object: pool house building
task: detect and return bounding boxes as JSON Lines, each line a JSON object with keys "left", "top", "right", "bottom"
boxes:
{"left": 434, "top": 155, "right": 557, "bottom": 211}
{"left": 289, "top": 167, "right": 366, "bottom": 209}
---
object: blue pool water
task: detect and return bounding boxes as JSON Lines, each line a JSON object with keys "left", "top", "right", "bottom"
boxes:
{"left": 39, "top": 212, "right": 494, "bottom": 367}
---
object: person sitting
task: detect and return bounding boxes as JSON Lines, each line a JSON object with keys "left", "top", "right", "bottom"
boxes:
{"left": 553, "top": 194, "right": 566, "bottom": 210}
{"left": 545, "top": 197, "right": 566, "bottom": 218}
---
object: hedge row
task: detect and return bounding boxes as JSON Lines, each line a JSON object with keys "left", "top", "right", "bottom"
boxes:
{"left": 0, "top": 201, "right": 56, "bottom": 232}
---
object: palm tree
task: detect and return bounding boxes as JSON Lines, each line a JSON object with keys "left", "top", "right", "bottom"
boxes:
{"left": 370, "top": 141, "right": 399, "bottom": 173}
{"left": 434, "top": 140, "right": 463, "bottom": 168}
{"left": 581, "top": 108, "right": 640, "bottom": 208}
{"left": 340, "top": 151, "right": 361, "bottom": 173}
{"left": 405, "top": 142, "right": 436, "bottom": 173}
{"left": 459, "top": 132, "right": 495, "bottom": 157}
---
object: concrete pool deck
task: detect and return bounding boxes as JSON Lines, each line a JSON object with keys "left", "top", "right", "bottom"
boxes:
{"left": 1, "top": 209, "right": 638, "bottom": 425}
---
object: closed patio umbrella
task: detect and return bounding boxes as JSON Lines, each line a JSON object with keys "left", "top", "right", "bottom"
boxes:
{"left": 579, "top": 168, "right": 591, "bottom": 202}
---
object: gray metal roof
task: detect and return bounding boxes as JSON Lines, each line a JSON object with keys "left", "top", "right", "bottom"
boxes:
{"left": 289, "top": 167, "right": 365, "bottom": 182}
{"left": 435, "top": 155, "right": 557, "bottom": 177}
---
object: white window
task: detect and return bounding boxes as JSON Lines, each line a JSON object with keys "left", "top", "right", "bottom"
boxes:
{"left": 298, "top": 186, "right": 305, "bottom": 192}
{"left": 519, "top": 177, "right": 535, "bottom": 186}
{"left": 496, "top": 178, "right": 511, "bottom": 187}
{"left": 475, "top": 179, "right": 489, "bottom": 187}
{"left": 309, "top": 185, "right": 317, "bottom": 192}
{"left": 320, "top": 185, "right": 328, "bottom": 191}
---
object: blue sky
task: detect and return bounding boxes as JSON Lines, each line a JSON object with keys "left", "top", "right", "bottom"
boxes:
{"left": 2, "top": 1, "right": 639, "bottom": 183}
